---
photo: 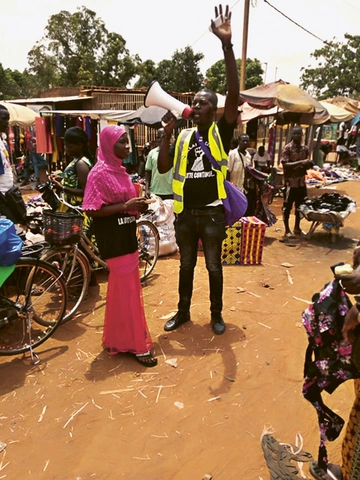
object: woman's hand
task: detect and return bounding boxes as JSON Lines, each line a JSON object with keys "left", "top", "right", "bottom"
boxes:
{"left": 343, "top": 304, "right": 360, "bottom": 343}
{"left": 125, "top": 197, "right": 149, "bottom": 213}
{"left": 210, "top": 4, "right": 232, "bottom": 45}
{"left": 50, "top": 174, "right": 63, "bottom": 191}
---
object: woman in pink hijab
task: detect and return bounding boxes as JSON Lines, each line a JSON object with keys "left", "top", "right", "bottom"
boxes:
{"left": 83, "top": 125, "right": 157, "bottom": 367}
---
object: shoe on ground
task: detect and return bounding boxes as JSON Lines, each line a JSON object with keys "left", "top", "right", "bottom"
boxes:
{"left": 164, "top": 311, "right": 190, "bottom": 332}
{"left": 210, "top": 313, "right": 226, "bottom": 335}
{"left": 134, "top": 351, "right": 157, "bottom": 368}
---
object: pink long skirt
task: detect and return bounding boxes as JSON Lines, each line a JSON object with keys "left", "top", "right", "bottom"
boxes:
{"left": 103, "top": 252, "right": 153, "bottom": 355}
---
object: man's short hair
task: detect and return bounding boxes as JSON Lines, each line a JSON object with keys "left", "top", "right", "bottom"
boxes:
{"left": 292, "top": 125, "right": 303, "bottom": 135}
{"left": 197, "top": 89, "right": 218, "bottom": 110}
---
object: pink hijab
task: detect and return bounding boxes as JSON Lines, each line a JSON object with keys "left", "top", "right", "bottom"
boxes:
{"left": 83, "top": 125, "right": 136, "bottom": 211}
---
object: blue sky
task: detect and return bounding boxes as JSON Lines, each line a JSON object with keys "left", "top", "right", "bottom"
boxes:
{"left": 1, "top": 0, "right": 359, "bottom": 88}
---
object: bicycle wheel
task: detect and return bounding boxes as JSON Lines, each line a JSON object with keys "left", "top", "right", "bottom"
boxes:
{"left": 136, "top": 220, "right": 159, "bottom": 282}
{"left": 41, "top": 245, "right": 90, "bottom": 323}
{"left": 0, "top": 257, "right": 67, "bottom": 356}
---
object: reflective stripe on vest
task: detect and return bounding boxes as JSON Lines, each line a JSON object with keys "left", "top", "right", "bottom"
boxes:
{"left": 172, "top": 123, "right": 228, "bottom": 214}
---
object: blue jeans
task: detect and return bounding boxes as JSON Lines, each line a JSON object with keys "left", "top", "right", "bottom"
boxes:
{"left": 24, "top": 153, "right": 47, "bottom": 180}
{"left": 175, "top": 206, "right": 226, "bottom": 315}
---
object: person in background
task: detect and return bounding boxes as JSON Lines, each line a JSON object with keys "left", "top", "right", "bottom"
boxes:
{"left": 321, "top": 245, "right": 360, "bottom": 480}
{"left": 20, "top": 136, "right": 47, "bottom": 186}
{"left": 50, "top": 127, "right": 93, "bottom": 206}
{"left": 227, "top": 133, "right": 252, "bottom": 191}
{"left": 50, "top": 126, "right": 93, "bottom": 236}
{"left": 253, "top": 145, "right": 270, "bottom": 173}
{"left": 157, "top": 4, "right": 239, "bottom": 336}
{"left": 280, "top": 125, "right": 313, "bottom": 243}
{"left": 0, "top": 106, "right": 13, "bottom": 197}
{"left": 138, "top": 142, "right": 151, "bottom": 178}
{"left": 229, "top": 136, "right": 238, "bottom": 152}
{"left": 83, "top": 125, "right": 157, "bottom": 367}
{"left": 0, "top": 105, "right": 19, "bottom": 223}
{"left": 145, "top": 127, "right": 173, "bottom": 200}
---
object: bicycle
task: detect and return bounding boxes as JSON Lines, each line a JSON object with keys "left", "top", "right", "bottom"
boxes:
{"left": 0, "top": 244, "right": 68, "bottom": 364}
{"left": 36, "top": 183, "right": 159, "bottom": 323}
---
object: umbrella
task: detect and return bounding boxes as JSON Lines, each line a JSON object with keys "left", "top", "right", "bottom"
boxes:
{"left": 239, "top": 80, "right": 330, "bottom": 125}
{"left": 0, "top": 101, "right": 39, "bottom": 127}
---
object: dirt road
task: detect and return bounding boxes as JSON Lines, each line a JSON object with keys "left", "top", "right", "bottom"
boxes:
{"left": 1, "top": 180, "right": 360, "bottom": 479}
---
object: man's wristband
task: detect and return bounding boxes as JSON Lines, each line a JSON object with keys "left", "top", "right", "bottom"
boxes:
{"left": 222, "top": 43, "right": 233, "bottom": 52}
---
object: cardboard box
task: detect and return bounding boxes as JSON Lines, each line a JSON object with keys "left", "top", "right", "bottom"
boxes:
{"left": 221, "top": 222, "right": 242, "bottom": 265}
{"left": 240, "top": 216, "right": 266, "bottom": 265}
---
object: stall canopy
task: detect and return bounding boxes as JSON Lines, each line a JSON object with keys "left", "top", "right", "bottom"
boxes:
{"left": 319, "top": 101, "right": 354, "bottom": 123}
{"left": 238, "top": 80, "right": 330, "bottom": 125}
{"left": 0, "top": 101, "right": 39, "bottom": 127}
{"left": 323, "top": 96, "right": 360, "bottom": 116}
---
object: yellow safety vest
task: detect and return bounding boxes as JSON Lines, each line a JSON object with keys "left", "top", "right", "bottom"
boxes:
{"left": 172, "top": 123, "right": 228, "bottom": 214}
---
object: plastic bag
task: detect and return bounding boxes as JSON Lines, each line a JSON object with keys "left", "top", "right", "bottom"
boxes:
{"left": 0, "top": 218, "right": 23, "bottom": 266}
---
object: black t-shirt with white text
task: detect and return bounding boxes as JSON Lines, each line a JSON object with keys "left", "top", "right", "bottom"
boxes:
{"left": 183, "top": 116, "right": 235, "bottom": 209}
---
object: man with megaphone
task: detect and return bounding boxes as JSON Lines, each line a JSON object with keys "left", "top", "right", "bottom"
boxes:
{"left": 157, "top": 4, "right": 239, "bottom": 336}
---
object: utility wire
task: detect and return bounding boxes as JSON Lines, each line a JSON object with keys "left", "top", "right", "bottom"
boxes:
{"left": 263, "top": 0, "right": 327, "bottom": 45}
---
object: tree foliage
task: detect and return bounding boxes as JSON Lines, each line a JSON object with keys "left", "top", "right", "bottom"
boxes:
{"left": 300, "top": 34, "right": 360, "bottom": 99}
{"left": 134, "top": 46, "right": 204, "bottom": 92}
{"left": 205, "top": 58, "right": 264, "bottom": 94}
{"left": 27, "top": 6, "right": 140, "bottom": 90}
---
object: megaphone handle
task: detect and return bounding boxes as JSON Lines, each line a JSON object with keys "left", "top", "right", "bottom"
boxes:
{"left": 161, "top": 111, "right": 178, "bottom": 130}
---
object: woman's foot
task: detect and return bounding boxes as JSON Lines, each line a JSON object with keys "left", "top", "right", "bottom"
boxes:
{"left": 134, "top": 352, "right": 158, "bottom": 367}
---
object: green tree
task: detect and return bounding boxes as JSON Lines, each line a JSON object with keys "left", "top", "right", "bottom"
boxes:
{"left": 27, "top": 6, "right": 140, "bottom": 88}
{"left": 300, "top": 34, "right": 360, "bottom": 99}
{"left": 0, "top": 64, "right": 28, "bottom": 99}
{"left": 133, "top": 60, "right": 158, "bottom": 89}
{"left": 134, "top": 46, "right": 204, "bottom": 93}
{"left": 205, "top": 58, "right": 263, "bottom": 94}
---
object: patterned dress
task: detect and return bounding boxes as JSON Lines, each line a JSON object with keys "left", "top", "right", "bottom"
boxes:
{"left": 61, "top": 156, "right": 93, "bottom": 236}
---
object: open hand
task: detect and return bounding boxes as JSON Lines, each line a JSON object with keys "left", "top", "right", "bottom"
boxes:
{"left": 210, "top": 4, "right": 232, "bottom": 44}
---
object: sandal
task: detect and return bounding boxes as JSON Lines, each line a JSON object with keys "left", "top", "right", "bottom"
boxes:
{"left": 309, "top": 461, "right": 342, "bottom": 480}
{"left": 134, "top": 352, "right": 158, "bottom": 368}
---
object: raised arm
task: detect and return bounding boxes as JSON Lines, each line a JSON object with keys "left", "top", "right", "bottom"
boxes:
{"left": 210, "top": 4, "right": 239, "bottom": 125}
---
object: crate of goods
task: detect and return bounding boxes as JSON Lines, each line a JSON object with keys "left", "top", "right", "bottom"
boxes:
{"left": 221, "top": 221, "right": 242, "bottom": 265}
{"left": 43, "top": 211, "right": 83, "bottom": 245}
{"left": 240, "top": 216, "right": 266, "bottom": 265}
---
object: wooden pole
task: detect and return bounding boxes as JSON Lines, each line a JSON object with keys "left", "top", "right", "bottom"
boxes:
{"left": 240, "top": 0, "right": 250, "bottom": 92}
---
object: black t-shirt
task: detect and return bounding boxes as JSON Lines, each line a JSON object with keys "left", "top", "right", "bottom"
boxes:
{"left": 93, "top": 214, "right": 137, "bottom": 260}
{"left": 183, "top": 116, "right": 235, "bottom": 209}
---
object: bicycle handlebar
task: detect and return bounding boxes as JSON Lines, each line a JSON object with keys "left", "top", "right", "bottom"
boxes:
{"left": 37, "top": 181, "right": 84, "bottom": 216}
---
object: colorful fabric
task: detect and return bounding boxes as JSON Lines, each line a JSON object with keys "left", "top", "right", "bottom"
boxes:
{"left": 281, "top": 140, "right": 309, "bottom": 188}
{"left": 62, "top": 156, "right": 93, "bottom": 207}
{"left": 221, "top": 222, "right": 242, "bottom": 265}
{"left": 302, "top": 279, "right": 359, "bottom": 470}
{"left": 83, "top": 125, "right": 136, "bottom": 214}
{"left": 239, "top": 216, "right": 266, "bottom": 265}
{"left": 103, "top": 252, "right": 153, "bottom": 355}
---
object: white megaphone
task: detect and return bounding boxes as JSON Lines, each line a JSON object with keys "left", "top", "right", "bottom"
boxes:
{"left": 144, "top": 80, "right": 193, "bottom": 119}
